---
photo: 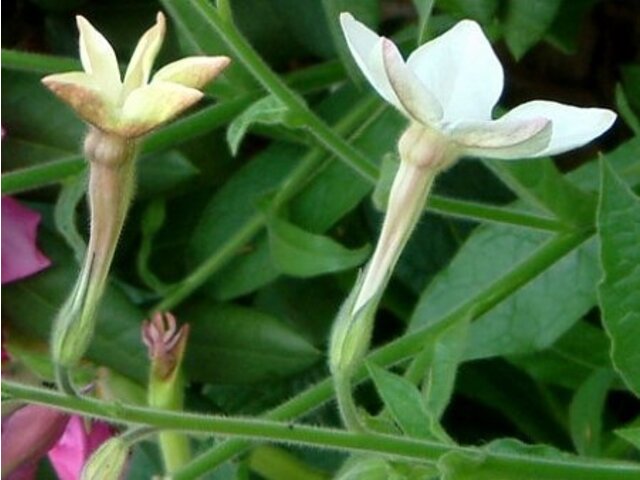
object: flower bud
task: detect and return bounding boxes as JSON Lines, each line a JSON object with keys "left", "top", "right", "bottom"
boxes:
{"left": 81, "top": 436, "right": 129, "bottom": 480}
{"left": 142, "top": 312, "right": 191, "bottom": 472}
{"left": 1, "top": 404, "right": 69, "bottom": 477}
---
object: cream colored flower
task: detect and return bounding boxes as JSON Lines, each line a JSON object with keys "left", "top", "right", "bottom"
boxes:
{"left": 43, "top": 12, "right": 230, "bottom": 138}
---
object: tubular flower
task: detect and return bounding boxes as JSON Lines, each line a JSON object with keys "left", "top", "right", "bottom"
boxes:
{"left": 329, "top": 13, "right": 617, "bottom": 431}
{"left": 45, "top": 12, "right": 229, "bottom": 388}
{"left": 42, "top": 12, "right": 230, "bottom": 138}
{"left": 340, "top": 13, "right": 616, "bottom": 162}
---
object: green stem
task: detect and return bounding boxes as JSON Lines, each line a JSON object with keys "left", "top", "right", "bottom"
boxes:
{"left": 173, "top": 229, "right": 593, "bottom": 478}
{"left": 182, "top": 0, "right": 379, "bottom": 182}
{"left": 5, "top": 380, "right": 639, "bottom": 480}
{"left": 2, "top": 380, "right": 447, "bottom": 464}
{"left": 153, "top": 95, "right": 382, "bottom": 312}
{"left": 334, "top": 374, "right": 365, "bottom": 432}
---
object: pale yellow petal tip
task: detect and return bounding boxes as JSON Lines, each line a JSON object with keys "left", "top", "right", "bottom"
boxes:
{"left": 153, "top": 55, "right": 231, "bottom": 90}
{"left": 154, "top": 11, "right": 167, "bottom": 37}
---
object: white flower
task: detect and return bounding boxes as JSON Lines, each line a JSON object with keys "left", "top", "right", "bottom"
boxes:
{"left": 42, "top": 12, "right": 230, "bottom": 138}
{"left": 340, "top": 13, "right": 616, "bottom": 160}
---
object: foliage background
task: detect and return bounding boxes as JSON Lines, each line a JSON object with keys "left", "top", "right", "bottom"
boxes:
{"left": 2, "top": 0, "right": 640, "bottom": 478}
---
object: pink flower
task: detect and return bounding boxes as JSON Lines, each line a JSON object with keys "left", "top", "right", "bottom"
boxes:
{"left": 48, "top": 417, "right": 116, "bottom": 480}
{"left": 1, "top": 197, "right": 51, "bottom": 284}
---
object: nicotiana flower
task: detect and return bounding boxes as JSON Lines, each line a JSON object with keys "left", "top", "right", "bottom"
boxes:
{"left": 42, "top": 12, "right": 230, "bottom": 138}
{"left": 340, "top": 13, "right": 616, "bottom": 163}
{"left": 46, "top": 12, "right": 229, "bottom": 388}
{"left": 329, "top": 13, "right": 617, "bottom": 431}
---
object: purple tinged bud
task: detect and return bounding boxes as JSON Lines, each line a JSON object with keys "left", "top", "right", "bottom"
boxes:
{"left": 1, "top": 404, "right": 69, "bottom": 477}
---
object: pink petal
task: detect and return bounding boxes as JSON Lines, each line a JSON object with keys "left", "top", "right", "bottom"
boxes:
{"left": 48, "top": 416, "right": 115, "bottom": 480}
{"left": 1, "top": 197, "right": 51, "bottom": 284}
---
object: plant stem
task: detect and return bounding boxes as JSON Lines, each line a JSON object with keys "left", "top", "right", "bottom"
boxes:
{"left": 2, "top": 380, "right": 448, "bottom": 464}
{"left": 153, "top": 95, "right": 382, "bottom": 311}
{"left": 182, "top": 0, "right": 379, "bottom": 182}
{"left": 5, "top": 379, "right": 639, "bottom": 480}
{"left": 172, "top": 229, "right": 593, "bottom": 478}
{"left": 334, "top": 373, "right": 365, "bottom": 432}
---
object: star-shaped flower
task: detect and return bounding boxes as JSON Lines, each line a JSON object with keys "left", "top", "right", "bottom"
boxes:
{"left": 42, "top": 12, "right": 230, "bottom": 138}
{"left": 340, "top": 13, "right": 616, "bottom": 161}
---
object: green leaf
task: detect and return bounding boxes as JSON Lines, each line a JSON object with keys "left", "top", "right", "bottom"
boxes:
{"left": 2, "top": 230, "right": 148, "bottom": 383}
{"left": 437, "top": 0, "right": 499, "bottom": 24}
{"left": 181, "top": 302, "right": 321, "bottom": 384}
{"left": 569, "top": 368, "right": 614, "bottom": 456}
{"left": 485, "top": 157, "right": 595, "bottom": 225}
{"left": 266, "top": 213, "right": 370, "bottom": 278}
{"left": 509, "top": 321, "right": 612, "bottom": 390}
{"left": 136, "top": 151, "right": 200, "bottom": 199}
{"left": 438, "top": 438, "right": 582, "bottom": 480}
{"left": 545, "top": 0, "right": 599, "bottom": 54}
{"left": 616, "top": 427, "right": 640, "bottom": 451}
{"left": 456, "top": 361, "right": 569, "bottom": 445}
{"left": 597, "top": 161, "right": 640, "bottom": 396}
{"left": 227, "top": 96, "right": 295, "bottom": 156}
{"left": 336, "top": 456, "right": 405, "bottom": 480}
{"left": 160, "top": 0, "right": 256, "bottom": 93}
{"left": 501, "top": 0, "right": 562, "bottom": 60}
{"left": 54, "top": 172, "right": 87, "bottom": 263}
{"left": 422, "top": 319, "right": 469, "bottom": 421}
{"left": 367, "top": 363, "right": 434, "bottom": 440}
{"left": 411, "top": 224, "right": 598, "bottom": 360}
{"left": 615, "top": 83, "right": 640, "bottom": 136}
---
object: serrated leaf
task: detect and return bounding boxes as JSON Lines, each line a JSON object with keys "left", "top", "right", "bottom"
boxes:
{"left": 181, "top": 302, "right": 321, "bottom": 384}
{"left": 227, "top": 96, "right": 293, "bottom": 156}
{"left": 597, "top": 161, "right": 640, "bottom": 396}
{"left": 367, "top": 363, "right": 434, "bottom": 440}
{"left": 267, "top": 213, "right": 370, "bottom": 278}
{"left": 502, "top": 0, "right": 562, "bottom": 60}
{"left": 569, "top": 368, "right": 614, "bottom": 456}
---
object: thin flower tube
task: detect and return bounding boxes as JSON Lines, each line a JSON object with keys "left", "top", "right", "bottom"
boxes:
{"left": 329, "top": 13, "right": 617, "bottom": 430}
{"left": 43, "top": 13, "right": 230, "bottom": 393}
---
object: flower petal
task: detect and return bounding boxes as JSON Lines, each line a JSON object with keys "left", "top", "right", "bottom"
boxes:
{"left": 499, "top": 100, "right": 617, "bottom": 156}
{"left": 1, "top": 197, "right": 51, "bottom": 284}
{"left": 76, "top": 16, "right": 121, "bottom": 102}
{"left": 339, "top": 13, "right": 412, "bottom": 118}
{"left": 119, "top": 81, "right": 203, "bottom": 137}
{"left": 48, "top": 416, "right": 115, "bottom": 480}
{"left": 41, "top": 72, "right": 117, "bottom": 132}
{"left": 153, "top": 56, "right": 231, "bottom": 90}
{"left": 448, "top": 116, "right": 552, "bottom": 160}
{"left": 407, "top": 20, "right": 503, "bottom": 123}
{"left": 122, "top": 12, "right": 166, "bottom": 98}
{"left": 381, "top": 38, "right": 442, "bottom": 124}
